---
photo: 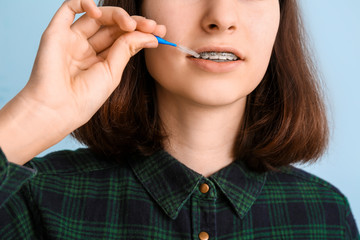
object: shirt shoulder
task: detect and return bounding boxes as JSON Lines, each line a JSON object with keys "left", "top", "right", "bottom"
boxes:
{"left": 264, "top": 165, "right": 351, "bottom": 211}
{"left": 263, "top": 166, "right": 359, "bottom": 238}
{"left": 25, "top": 148, "right": 123, "bottom": 176}
{"left": 267, "top": 166, "right": 345, "bottom": 197}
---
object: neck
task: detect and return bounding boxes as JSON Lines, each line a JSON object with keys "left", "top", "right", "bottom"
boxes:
{"left": 157, "top": 88, "right": 246, "bottom": 177}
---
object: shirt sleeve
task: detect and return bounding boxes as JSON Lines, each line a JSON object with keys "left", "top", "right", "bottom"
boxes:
{"left": 0, "top": 148, "right": 37, "bottom": 208}
{"left": 0, "top": 148, "right": 41, "bottom": 239}
{"left": 344, "top": 198, "right": 360, "bottom": 240}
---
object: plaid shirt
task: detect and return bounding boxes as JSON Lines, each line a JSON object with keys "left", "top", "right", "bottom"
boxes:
{"left": 0, "top": 148, "right": 358, "bottom": 239}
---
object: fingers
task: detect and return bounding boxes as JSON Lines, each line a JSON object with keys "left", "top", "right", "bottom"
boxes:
{"left": 50, "top": 0, "right": 166, "bottom": 55}
{"left": 71, "top": 7, "right": 136, "bottom": 39}
{"left": 88, "top": 22, "right": 166, "bottom": 54}
{"left": 78, "top": 32, "right": 158, "bottom": 102}
{"left": 92, "top": 32, "right": 158, "bottom": 85}
{"left": 88, "top": 26, "right": 122, "bottom": 54}
{"left": 109, "top": 32, "right": 157, "bottom": 73}
{"left": 49, "top": 0, "right": 101, "bottom": 28}
{"left": 132, "top": 16, "right": 167, "bottom": 37}
{"left": 71, "top": 7, "right": 165, "bottom": 40}
{"left": 132, "top": 16, "right": 157, "bottom": 32}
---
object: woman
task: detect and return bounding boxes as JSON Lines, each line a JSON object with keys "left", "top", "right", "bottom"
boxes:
{"left": 0, "top": 0, "right": 358, "bottom": 239}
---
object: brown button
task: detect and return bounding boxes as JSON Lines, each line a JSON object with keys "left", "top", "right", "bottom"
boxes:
{"left": 199, "top": 183, "right": 210, "bottom": 194}
{"left": 198, "top": 231, "right": 209, "bottom": 240}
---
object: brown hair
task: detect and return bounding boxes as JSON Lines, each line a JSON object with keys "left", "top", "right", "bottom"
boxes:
{"left": 73, "top": 0, "right": 329, "bottom": 172}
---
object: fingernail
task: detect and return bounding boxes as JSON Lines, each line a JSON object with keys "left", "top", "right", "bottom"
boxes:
{"left": 148, "top": 19, "right": 156, "bottom": 25}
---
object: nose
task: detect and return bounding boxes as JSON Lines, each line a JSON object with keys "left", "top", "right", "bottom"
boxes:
{"left": 201, "top": 0, "right": 238, "bottom": 34}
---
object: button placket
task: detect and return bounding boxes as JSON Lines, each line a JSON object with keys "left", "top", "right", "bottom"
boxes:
{"left": 192, "top": 180, "right": 216, "bottom": 239}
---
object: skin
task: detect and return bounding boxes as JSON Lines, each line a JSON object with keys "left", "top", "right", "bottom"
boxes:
{"left": 142, "top": 0, "right": 280, "bottom": 176}
{"left": 0, "top": 0, "right": 280, "bottom": 177}
{"left": 0, "top": 0, "right": 165, "bottom": 164}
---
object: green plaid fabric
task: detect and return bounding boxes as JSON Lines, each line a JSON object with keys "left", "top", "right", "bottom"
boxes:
{"left": 0, "top": 148, "right": 358, "bottom": 239}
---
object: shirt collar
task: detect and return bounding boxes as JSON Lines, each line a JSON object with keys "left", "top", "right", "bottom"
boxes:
{"left": 127, "top": 150, "right": 267, "bottom": 220}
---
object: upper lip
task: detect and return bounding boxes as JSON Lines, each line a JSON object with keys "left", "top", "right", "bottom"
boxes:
{"left": 191, "top": 46, "right": 245, "bottom": 60}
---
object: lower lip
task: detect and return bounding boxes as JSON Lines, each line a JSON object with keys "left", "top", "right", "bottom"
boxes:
{"left": 187, "top": 57, "right": 243, "bottom": 73}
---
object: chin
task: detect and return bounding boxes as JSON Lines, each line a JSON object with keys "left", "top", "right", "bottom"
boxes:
{"left": 182, "top": 90, "right": 248, "bottom": 108}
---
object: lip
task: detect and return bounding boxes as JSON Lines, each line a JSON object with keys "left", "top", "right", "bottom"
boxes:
{"left": 187, "top": 45, "right": 245, "bottom": 73}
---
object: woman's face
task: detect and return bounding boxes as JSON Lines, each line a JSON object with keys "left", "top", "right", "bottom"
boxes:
{"left": 142, "top": 0, "right": 280, "bottom": 107}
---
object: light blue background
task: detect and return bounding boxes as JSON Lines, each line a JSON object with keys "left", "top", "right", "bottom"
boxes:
{"left": 0, "top": 0, "right": 359, "bottom": 229}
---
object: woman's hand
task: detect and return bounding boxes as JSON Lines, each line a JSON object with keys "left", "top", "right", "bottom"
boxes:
{"left": 28, "top": 0, "right": 165, "bottom": 129}
{"left": 0, "top": 0, "right": 166, "bottom": 164}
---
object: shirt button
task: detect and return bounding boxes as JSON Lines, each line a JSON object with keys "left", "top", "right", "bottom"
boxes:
{"left": 198, "top": 231, "right": 209, "bottom": 240}
{"left": 199, "top": 183, "right": 210, "bottom": 194}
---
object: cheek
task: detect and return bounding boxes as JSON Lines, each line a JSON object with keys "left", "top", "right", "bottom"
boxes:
{"left": 144, "top": 47, "right": 173, "bottom": 80}
{"left": 247, "top": 11, "right": 280, "bottom": 79}
{"left": 144, "top": 48, "right": 181, "bottom": 94}
{"left": 142, "top": 0, "right": 202, "bottom": 46}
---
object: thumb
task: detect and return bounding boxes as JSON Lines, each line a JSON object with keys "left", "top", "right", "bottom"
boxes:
{"left": 105, "top": 32, "right": 158, "bottom": 82}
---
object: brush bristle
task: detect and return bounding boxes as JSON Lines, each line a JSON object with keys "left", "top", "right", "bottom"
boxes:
{"left": 177, "top": 45, "right": 200, "bottom": 58}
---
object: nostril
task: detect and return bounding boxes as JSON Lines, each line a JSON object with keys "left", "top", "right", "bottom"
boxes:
{"left": 208, "top": 24, "right": 218, "bottom": 30}
{"left": 207, "top": 23, "right": 236, "bottom": 32}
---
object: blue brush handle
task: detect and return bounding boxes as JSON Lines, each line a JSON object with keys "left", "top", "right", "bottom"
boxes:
{"left": 155, "top": 36, "right": 177, "bottom": 47}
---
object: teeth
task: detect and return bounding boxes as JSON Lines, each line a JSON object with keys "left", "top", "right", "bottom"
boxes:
{"left": 196, "top": 52, "right": 239, "bottom": 61}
